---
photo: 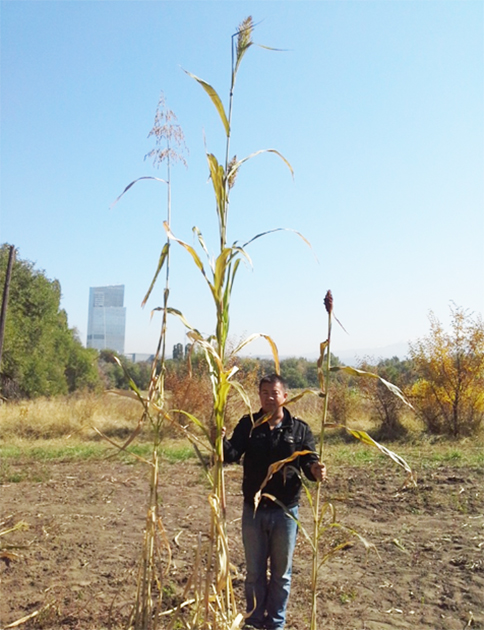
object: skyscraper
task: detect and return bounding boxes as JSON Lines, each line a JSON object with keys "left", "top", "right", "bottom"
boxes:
{"left": 86, "top": 285, "right": 126, "bottom": 354}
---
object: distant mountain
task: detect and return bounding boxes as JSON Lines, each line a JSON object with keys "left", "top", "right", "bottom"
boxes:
{"left": 321, "top": 342, "right": 410, "bottom": 366}
{"left": 241, "top": 341, "right": 410, "bottom": 366}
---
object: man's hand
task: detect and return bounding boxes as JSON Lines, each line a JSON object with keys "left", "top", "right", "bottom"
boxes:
{"left": 310, "top": 461, "right": 327, "bottom": 482}
{"left": 210, "top": 425, "right": 226, "bottom": 445}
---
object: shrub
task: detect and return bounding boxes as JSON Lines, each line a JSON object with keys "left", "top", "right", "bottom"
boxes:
{"left": 409, "top": 306, "right": 484, "bottom": 437}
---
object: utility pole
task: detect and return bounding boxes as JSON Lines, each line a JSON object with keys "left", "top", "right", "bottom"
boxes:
{"left": 0, "top": 245, "right": 16, "bottom": 369}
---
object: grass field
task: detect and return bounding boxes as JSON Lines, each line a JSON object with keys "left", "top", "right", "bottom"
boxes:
{"left": 1, "top": 393, "right": 483, "bottom": 473}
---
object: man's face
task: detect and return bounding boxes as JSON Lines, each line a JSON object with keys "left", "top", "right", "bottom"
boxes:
{"left": 259, "top": 381, "right": 288, "bottom": 414}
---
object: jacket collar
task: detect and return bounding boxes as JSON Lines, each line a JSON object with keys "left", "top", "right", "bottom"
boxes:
{"left": 254, "top": 406, "right": 293, "bottom": 428}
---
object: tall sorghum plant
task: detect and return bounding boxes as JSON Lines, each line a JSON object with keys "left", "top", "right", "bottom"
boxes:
{"left": 158, "top": 17, "right": 301, "bottom": 629}
{"left": 107, "top": 95, "right": 187, "bottom": 630}
{"left": 306, "top": 291, "right": 416, "bottom": 630}
{"left": 108, "top": 18, "right": 298, "bottom": 629}
{"left": 249, "top": 290, "right": 416, "bottom": 630}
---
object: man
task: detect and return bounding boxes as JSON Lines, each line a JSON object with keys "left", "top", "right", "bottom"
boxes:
{"left": 223, "top": 374, "right": 326, "bottom": 630}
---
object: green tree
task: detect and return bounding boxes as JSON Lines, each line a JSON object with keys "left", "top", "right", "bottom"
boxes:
{"left": 280, "top": 357, "right": 307, "bottom": 388}
{"left": 358, "top": 356, "right": 414, "bottom": 440}
{"left": 409, "top": 306, "right": 484, "bottom": 436}
{"left": 327, "top": 374, "right": 359, "bottom": 427}
{"left": 97, "top": 350, "right": 151, "bottom": 391}
{"left": 280, "top": 355, "right": 342, "bottom": 389}
{"left": 64, "top": 333, "right": 100, "bottom": 392}
{"left": 0, "top": 245, "right": 100, "bottom": 398}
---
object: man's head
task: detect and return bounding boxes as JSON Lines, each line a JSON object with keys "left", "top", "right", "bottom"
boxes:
{"left": 259, "top": 374, "right": 288, "bottom": 415}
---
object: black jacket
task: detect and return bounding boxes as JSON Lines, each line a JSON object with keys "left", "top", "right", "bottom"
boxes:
{"left": 223, "top": 407, "right": 319, "bottom": 509}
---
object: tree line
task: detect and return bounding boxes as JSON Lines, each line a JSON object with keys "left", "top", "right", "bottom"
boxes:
{"left": 1, "top": 245, "right": 483, "bottom": 438}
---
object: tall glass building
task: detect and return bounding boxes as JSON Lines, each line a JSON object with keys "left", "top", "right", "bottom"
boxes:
{"left": 86, "top": 285, "right": 126, "bottom": 354}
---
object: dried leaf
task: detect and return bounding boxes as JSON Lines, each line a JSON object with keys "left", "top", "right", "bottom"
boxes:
{"left": 110, "top": 176, "right": 167, "bottom": 209}
{"left": 331, "top": 365, "right": 414, "bottom": 410}
{"left": 141, "top": 242, "right": 169, "bottom": 307}
{"left": 232, "top": 149, "right": 294, "bottom": 179}
{"left": 184, "top": 70, "right": 230, "bottom": 136}
{"left": 232, "top": 333, "right": 280, "bottom": 374}
{"left": 254, "top": 450, "right": 315, "bottom": 509}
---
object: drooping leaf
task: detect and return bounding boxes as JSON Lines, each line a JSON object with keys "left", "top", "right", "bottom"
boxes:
{"left": 331, "top": 366, "right": 414, "bottom": 410}
{"left": 284, "top": 389, "right": 323, "bottom": 406}
{"left": 170, "top": 408, "right": 211, "bottom": 439}
{"left": 232, "top": 333, "right": 280, "bottom": 374}
{"left": 242, "top": 227, "right": 311, "bottom": 253}
{"left": 184, "top": 70, "right": 230, "bottom": 136}
{"left": 318, "top": 522, "right": 377, "bottom": 568}
{"left": 254, "top": 450, "right": 315, "bottom": 509}
{"left": 186, "top": 330, "right": 224, "bottom": 373}
{"left": 110, "top": 176, "right": 167, "bottom": 209}
{"left": 250, "top": 410, "right": 272, "bottom": 432}
{"left": 166, "top": 308, "right": 200, "bottom": 335}
{"left": 254, "top": 43, "right": 287, "bottom": 52}
{"left": 323, "top": 421, "right": 416, "bottom": 486}
{"left": 226, "top": 365, "right": 239, "bottom": 380}
{"left": 261, "top": 451, "right": 314, "bottom": 486}
{"left": 230, "top": 243, "right": 253, "bottom": 268}
{"left": 229, "top": 380, "right": 253, "bottom": 416}
{"left": 141, "top": 242, "right": 169, "bottom": 307}
{"left": 317, "top": 501, "right": 336, "bottom": 530}
{"left": 113, "top": 356, "right": 145, "bottom": 403}
{"left": 261, "top": 492, "right": 315, "bottom": 549}
{"left": 164, "top": 222, "right": 210, "bottom": 281}
{"left": 317, "top": 340, "right": 329, "bottom": 368}
{"left": 152, "top": 408, "right": 212, "bottom": 459}
{"left": 230, "top": 148, "right": 294, "bottom": 180}
{"left": 193, "top": 226, "right": 213, "bottom": 269}
{"left": 92, "top": 426, "right": 151, "bottom": 466}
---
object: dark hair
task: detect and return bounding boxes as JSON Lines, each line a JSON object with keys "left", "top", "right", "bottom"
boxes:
{"left": 259, "top": 373, "right": 288, "bottom": 392}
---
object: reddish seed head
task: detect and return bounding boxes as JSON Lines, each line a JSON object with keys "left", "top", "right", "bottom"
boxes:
{"left": 324, "top": 290, "right": 333, "bottom": 314}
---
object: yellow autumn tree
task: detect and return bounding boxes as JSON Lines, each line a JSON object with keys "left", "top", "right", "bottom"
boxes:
{"left": 409, "top": 305, "right": 484, "bottom": 437}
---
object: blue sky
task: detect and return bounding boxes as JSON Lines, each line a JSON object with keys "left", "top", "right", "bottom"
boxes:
{"left": 1, "top": 1, "right": 483, "bottom": 362}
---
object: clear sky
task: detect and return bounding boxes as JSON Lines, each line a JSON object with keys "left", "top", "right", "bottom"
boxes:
{"left": 1, "top": 1, "right": 483, "bottom": 363}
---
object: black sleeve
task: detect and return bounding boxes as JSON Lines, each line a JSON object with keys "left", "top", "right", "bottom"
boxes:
{"left": 299, "top": 422, "right": 320, "bottom": 481}
{"left": 223, "top": 415, "right": 252, "bottom": 464}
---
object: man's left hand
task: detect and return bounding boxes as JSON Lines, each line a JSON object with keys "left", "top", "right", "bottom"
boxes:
{"left": 310, "top": 462, "right": 327, "bottom": 482}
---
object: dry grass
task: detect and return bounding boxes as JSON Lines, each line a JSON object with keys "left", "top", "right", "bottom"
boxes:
{"left": 0, "top": 390, "right": 425, "bottom": 445}
{"left": 0, "top": 393, "right": 143, "bottom": 442}
{"left": 2, "top": 392, "right": 481, "bottom": 465}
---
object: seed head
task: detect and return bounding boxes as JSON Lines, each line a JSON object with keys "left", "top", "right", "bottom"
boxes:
{"left": 227, "top": 155, "right": 238, "bottom": 189}
{"left": 324, "top": 290, "right": 333, "bottom": 315}
{"left": 237, "top": 16, "right": 253, "bottom": 59}
{"left": 146, "top": 92, "right": 188, "bottom": 168}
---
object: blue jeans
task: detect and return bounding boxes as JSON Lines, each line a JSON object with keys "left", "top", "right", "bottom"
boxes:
{"left": 242, "top": 502, "right": 298, "bottom": 630}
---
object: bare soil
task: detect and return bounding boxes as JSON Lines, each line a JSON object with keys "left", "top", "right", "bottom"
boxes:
{"left": 1, "top": 456, "right": 483, "bottom": 630}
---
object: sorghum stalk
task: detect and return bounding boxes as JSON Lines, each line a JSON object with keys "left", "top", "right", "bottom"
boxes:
{"left": 310, "top": 290, "right": 333, "bottom": 630}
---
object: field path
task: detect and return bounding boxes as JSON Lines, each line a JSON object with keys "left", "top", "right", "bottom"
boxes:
{"left": 1, "top": 458, "right": 483, "bottom": 629}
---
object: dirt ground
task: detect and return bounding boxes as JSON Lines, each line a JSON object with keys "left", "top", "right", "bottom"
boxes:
{"left": 1, "top": 455, "right": 483, "bottom": 630}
